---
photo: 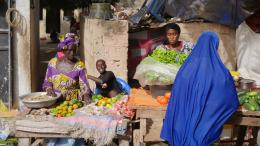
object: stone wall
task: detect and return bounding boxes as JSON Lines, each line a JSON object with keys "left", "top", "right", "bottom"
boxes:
{"left": 178, "top": 23, "right": 236, "bottom": 70}
{"left": 80, "top": 18, "right": 128, "bottom": 90}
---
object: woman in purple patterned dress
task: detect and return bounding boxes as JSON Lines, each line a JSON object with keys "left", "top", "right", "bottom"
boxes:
{"left": 42, "top": 34, "right": 92, "bottom": 103}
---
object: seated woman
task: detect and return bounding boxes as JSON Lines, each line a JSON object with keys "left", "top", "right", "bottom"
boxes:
{"left": 42, "top": 34, "right": 92, "bottom": 103}
{"left": 88, "top": 59, "right": 122, "bottom": 98}
{"left": 151, "top": 23, "right": 193, "bottom": 54}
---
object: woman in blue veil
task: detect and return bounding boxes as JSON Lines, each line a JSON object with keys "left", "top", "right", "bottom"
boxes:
{"left": 160, "top": 32, "right": 239, "bottom": 146}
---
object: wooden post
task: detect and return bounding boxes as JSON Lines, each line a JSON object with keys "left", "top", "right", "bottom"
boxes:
{"left": 119, "top": 139, "right": 130, "bottom": 146}
{"left": 140, "top": 119, "right": 147, "bottom": 146}
{"left": 133, "top": 129, "right": 141, "bottom": 146}
{"left": 31, "top": 139, "right": 44, "bottom": 146}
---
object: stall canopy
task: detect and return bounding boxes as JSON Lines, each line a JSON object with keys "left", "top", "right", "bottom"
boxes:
{"left": 164, "top": 0, "right": 260, "bottom": 27}
{"left": 132, "top": 0, "right": 260, "bottom": 28}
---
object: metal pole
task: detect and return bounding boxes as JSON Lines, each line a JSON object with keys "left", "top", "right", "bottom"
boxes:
{"left": 8, "top": 0, "right": 13, "bottom": 110}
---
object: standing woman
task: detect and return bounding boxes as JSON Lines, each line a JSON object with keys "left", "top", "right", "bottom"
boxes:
{"left": 43, "top": 34, "right": 92, "bottom": 103}
{"left": 160, "top": 32, "right": 239, "bottom": 146}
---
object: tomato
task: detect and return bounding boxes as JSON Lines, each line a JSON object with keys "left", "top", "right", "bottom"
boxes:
{"left": 157, "top": 96, "right": 169, "bottom": 105}
{"left": 156, "top": 96, "right": 164, "bottom": 102}
{"left": 164, "top": 92, "right": 171, "bottom": 99}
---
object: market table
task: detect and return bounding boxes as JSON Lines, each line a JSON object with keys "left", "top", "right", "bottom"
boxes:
{"left": 130, "top": 105, "right": 260, "bottom": 146}
{"left": 14, "top": 110, "right": 132, "bottom": 146}
{"left": 15, "top": 131, "right": 131, "bottom": 146}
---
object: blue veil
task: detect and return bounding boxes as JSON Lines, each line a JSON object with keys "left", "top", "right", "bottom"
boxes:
{"left": 160, "top": 32, "right": 239, "bottom": 146}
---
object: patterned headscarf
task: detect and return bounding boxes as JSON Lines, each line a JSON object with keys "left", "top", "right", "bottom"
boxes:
{"left": 57, "top": 33, "right": 79, "bottom": 51}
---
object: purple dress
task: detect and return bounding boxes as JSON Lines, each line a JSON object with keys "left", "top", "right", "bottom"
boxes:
{"left": 43, "top": 57, "right": 91, "bottom": 100}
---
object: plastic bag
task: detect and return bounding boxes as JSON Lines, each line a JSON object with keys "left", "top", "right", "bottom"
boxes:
{"left": 95, "top": 78, "right": 131, "bottom": 95}
{"left": 116, "top": 78, "right": 131, "bottom": 95}
{"left": 134, "top": 56, "right": 180, "bottom": 86}
{"left": 236, "top": 22, "right": 260, "bottom": 86}
{"left": 46, "top": 138, "right": 85, "bottom": 146}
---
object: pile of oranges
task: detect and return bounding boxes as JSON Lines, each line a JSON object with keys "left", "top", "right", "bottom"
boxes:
{"left": 50, "top": 99, "right": 84, "bottom": 117}
{"left": 156, "top": 92, "right": 171, "bottom": 106}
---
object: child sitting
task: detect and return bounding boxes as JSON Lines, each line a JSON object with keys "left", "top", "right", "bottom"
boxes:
{"left": 88, "top": 59, "right": 122, "bottom": 98}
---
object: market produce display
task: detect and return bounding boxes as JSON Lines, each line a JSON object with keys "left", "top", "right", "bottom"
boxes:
{"left": 112, "top": 97, "right": 135, "bottom": 119}
{"left": 134, "top": 57, "right": 179, "bottom": 86}
{"left": 230, "top": 71, "right": 240, "bottom": 82}
{"left": 94, "top": 93, "right": 124, "bottom": 108}
{"left": 0, "top": 138, "right": 17, "bottom": 146}
{"left": 95, "top": 93, "right": 135, "bottom": 118}
{"left": 151, "top": 48, "right": 188, "bottom": 66}
{"left": 76, "top": 103, "right": 110, "bottom": 116}
{"left": 238, "top": 91, "right": 260, "bottom": 111}
{"left": 91, "top": 94, "right": 103, "bottom": 102}
{"left": 79, "top": 94, "right": 135, "bottom": 118}
{"left": 127, "top": 88, "right": 162, "bottom": 107}
{"left": 50, "top": 99, "right": 84, "bottom": 117}
{"left": 156, "top": 92, "right": 171, "bottom": 106}
{"left": 134, "top": 48, "right": 189, "bottom": 86}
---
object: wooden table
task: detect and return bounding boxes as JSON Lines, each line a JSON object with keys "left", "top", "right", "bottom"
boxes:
{"left": 14, "top": 116, "right": 131, "bottom": 146}
{"left": 15, "top": 131, "right": 131, "bottom": 146}
{"left": 130, "top": 105, "right": 260, "bottom": 146}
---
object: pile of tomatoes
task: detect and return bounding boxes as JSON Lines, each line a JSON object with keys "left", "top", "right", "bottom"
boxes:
{"left": 156, "top": 92, "right": 171, "bottom": 106}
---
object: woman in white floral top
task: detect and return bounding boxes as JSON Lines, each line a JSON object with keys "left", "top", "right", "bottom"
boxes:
{"left": 152, "top": 23, "right": 193, "bottom": 55}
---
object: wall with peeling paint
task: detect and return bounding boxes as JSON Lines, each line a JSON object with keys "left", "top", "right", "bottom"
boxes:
{"left": 178, "top": 23, "right": 236, "bottom": 70}
{"left": 13, "top": 0, "right": 39, "bottom": 108}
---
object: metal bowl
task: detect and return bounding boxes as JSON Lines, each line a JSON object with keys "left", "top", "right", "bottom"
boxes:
{"left": 239, "top": 79, "right": 256, "bottom": 90}
{"left": 20, "top": 92, "right": 61, "bottom": 109}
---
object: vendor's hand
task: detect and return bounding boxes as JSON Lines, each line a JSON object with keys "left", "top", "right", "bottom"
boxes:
{"left": 101, "top": 83, "right": 108, "bottom": 89}
{"left": 46, "top": 88, "right": 57, "bottom": 97}
{"left": 83, "top": 95, "right": 92, "bottom": 105}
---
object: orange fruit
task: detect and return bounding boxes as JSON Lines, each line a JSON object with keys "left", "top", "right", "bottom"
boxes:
{"left": 62, "top": 106, "right": 68, "bottom": 111}
{"left": 157, "top": 96, "right": 168, "bottom": 105}
{"left": 165, "top": 92, "right": 171, "bottom": 99}
{"left": 69, "top": 101, "right": 74, "bottom": 106}
{"left": 66, "top": 96, "right": 70, "bottom": 101}
{"left": 156, "top": 96, "right": 164, "bottom": 103}
{"left": 73, "top": 104, "right": 78, "bottom": 109}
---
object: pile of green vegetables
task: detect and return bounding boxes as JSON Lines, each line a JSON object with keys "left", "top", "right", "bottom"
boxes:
{"left": 91, "top": 94, "right": 103, "bottom": 102}
{"left": 150, "top": 48, "right": 189, "bottom": 66}
{"left": 135, "top": 48, "right": 189, "bottom": 86}
{"left": 0, "top": 138, "right": 17, "bottom": 146}
{"left": 238, "top": 91, "right": 260, "bottom": 111}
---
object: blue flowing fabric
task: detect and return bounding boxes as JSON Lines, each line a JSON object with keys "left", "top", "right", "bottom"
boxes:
{"left": 160, "top": 32, "right": 239, "bottom": 146}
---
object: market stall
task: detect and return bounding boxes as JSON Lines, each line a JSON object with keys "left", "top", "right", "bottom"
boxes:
{"left": 12, "top": 92, "right": 135, "bottom": 146}
{"left": 127, "top": 86, "right": 260, "bottom": 146}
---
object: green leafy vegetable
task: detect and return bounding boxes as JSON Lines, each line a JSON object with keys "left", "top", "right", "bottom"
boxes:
{"left": 238, "top": 91, "right": 260, "bottom": 111}
{"left": 150, "top": 48, "right": 189, "bottom": 66}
